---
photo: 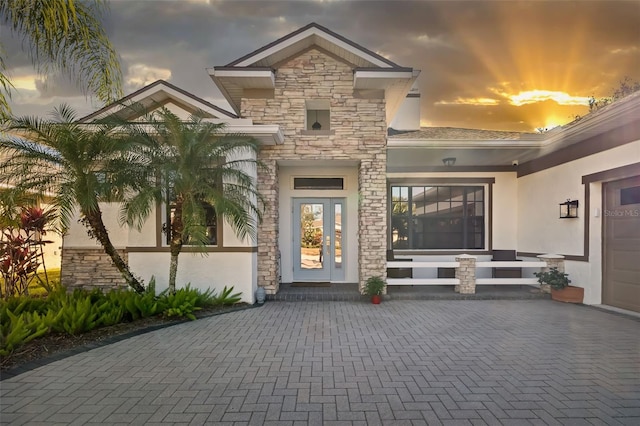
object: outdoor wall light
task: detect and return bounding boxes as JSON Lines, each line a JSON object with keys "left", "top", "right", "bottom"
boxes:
{"left": 312, "top": 110, "right": 322, "bottom": 130}
{"left": 559, "top": 199, "right": 579, "bottom": 219}
{"left": 442, "top": 157, "right": 456, "bottom": 167}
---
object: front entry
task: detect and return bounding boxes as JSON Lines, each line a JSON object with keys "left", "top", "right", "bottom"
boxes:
{"left": 293, "top": 198, "right": 345, "bottom": 282}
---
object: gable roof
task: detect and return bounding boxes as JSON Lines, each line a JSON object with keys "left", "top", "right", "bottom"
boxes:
{"left": 78, "top": 80, "right": 237, "bottom": 123}
{"left": 225, "top": 22, "right": 402, "bottom": 69}
{"left": 209, "top": 23, "right": 419, "bottom": 118}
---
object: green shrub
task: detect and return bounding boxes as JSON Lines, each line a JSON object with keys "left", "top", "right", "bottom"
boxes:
{"left": 161, "top": 285, "right": 201, "bottom": 320}
{"left": 193, "top": 287, "right": 217, "bottom": 308}
{"left": 212, "top": 286, "right": 242, "bottom": 306}
{"left": 0, "top": 308, "right": 60, "bottom": 356}
{"left": 364, "top": 276, "right": 386, "bottom": 296}
{"left": 534, "top": 268, "right": 571, "bottom": 290}
{"left": 52, "top": 291, "right": 100, "bottom": 335}
{"left": 96, "top": 299, "right": 125, "bottom": 327}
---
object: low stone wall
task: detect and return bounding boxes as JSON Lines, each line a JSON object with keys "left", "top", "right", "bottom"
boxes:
{"left": 60, "top": 248, "right": 128, "bottom": 290}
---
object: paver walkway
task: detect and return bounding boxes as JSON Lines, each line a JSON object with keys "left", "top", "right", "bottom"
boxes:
{"left": 1, "top": 300, "right": 639, "bottom": 425}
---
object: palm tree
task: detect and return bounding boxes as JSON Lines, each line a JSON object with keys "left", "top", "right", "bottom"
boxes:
{"left": 0, "top": 105, "right": 145, "bottom": 293}
{"left": 0, "top": 0, "right": 122, "bottom": 119}
{"left": 123, "top": 108, "right": 263, "bottom": 294}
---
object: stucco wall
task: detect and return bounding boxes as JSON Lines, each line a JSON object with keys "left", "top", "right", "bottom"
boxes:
{"left": 242, "top": 48, "right": 388, "bottom": 293}
{"left": 517, "top": 140, "right": 639, "bottom": 255}
{"left": 517, "top": 139, "right": 640, "bottom": 304}
{"left": 61, "top": 149, "right": 260, "bottom": 294}
{"left": 128, "top": 252, "right": 257, "bottom": 304}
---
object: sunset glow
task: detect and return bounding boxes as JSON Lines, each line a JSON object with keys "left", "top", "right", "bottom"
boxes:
{"left": 10, "top": 76, "right": 37, "bottom": 91}
{"left": 436, "top": 97, "right": 500, "bottom": 106}
{"left": 3, "top": 1, "right": 637, "bottom": 132}
{"left": 507, "top": 90, "right": 590, "bottom": 107}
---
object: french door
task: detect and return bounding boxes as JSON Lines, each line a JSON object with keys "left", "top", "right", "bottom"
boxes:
{"left": 292, "top": 198, "right": 345, "bottom": 281}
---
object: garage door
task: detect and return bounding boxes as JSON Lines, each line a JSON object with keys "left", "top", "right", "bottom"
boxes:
{"left": 603, "top": 176, "right": 640, "bottom": 312}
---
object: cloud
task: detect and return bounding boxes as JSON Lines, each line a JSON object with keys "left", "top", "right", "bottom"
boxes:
{"left": 435, "top": 97, "right": 500, "bottom": 106}
{"left": 2, "top": 0, "right": 639, "bottom": 131}
{"left": 505, "top": 91, "right": 590, "bottom": 107}
{"left": 125, "top": 64, "right": 172, "bottom": 90}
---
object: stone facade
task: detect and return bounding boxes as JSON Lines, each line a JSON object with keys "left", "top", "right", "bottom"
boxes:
{"left": 61, "top": 248, "right": 128, "bottom": 290}
{"left": 241, "top": 49, "right": 388, "bottom": 293}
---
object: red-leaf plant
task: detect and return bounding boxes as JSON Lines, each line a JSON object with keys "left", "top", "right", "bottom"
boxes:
{"left": 0, "top": 207, "right": 53, "bottom": 299}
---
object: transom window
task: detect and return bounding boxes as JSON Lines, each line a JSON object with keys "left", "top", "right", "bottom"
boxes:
{"left": 390, "top": 185, "right": 485, "bottom": 250}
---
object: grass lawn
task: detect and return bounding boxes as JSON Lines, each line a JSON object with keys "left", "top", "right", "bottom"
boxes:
{"left": 1, "top": 269, "right": 60, "bottom": 298}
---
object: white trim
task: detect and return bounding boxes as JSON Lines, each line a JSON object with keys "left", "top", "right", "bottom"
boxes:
{"left": 226, "top": 124, "right": 284, "bottom": 145}
{"left": 540, "top": 91, "right": 640, "bottom": 147}
{"left": 476, "top": 261, "right": 547, "bottom": 268}
{"left": 234, "top": 27, "right": 392, "bottom": 68}
{"left": 387, "top": 139, "right": 543, "bottom": 148}
{"left": 210, "top": 69, "right": 276, "bottom": 88}
{"left": 89, "top": 83, "right": 234, "bottom": 120}
{"left": 476, "top": 278, "right": 540, "bottom": 285}
{"left": 353, "top": 70, "right": 415, "bottom": 89}
{"left": 387, "top": 278, "right": 459, "bottom": 285}
{"left": 387, "top": 261, "right": 459, "bottom": 268}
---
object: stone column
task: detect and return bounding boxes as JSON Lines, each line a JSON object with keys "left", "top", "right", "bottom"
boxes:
{"left": 536, "top": 254, "right": 565, "bottom": 294}
{"left": 358, "top": 156, "right": 387, "bottom": 294}
{"left": 455, "top": 254, "right": 477, "bottom": 294}
{"left": 257, "top": 160, "right": 280, "bottom": 294}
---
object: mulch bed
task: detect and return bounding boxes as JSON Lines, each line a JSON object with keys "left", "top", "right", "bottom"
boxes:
{"left": 0, "top": 303, "right": 257, "bottom": 378}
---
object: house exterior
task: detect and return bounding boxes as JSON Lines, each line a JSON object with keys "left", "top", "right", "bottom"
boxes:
{"left": 60, "top": 23, "right": 640, "bottom": 313}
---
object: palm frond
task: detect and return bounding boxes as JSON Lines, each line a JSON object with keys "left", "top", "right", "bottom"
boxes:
{"left": 0, "top": 0, "right": 122, "bottom": 104}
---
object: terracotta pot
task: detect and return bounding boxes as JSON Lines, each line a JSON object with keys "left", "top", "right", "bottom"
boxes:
{"left": 551, "top": 285, "right": 584, "bottom": 303}
{"left": 371, "top": 295, "right": 381, "bottom": 304}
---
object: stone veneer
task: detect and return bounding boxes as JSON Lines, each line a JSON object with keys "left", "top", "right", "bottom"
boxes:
{"left": 61, "top": 248, "right": 128, "bottom": 290}
{"left": 242, "top": 49, "right": 388, "bottom": 294}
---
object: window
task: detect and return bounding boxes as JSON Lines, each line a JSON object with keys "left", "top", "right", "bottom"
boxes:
{"left": 305, "top": 100, "right": 330, "bottom": 131}
{"left": 165, "top": 182, "right": 218, "bottom": 246}
{"left": 166, "top": 199, "right": 218, "bottom": 246}
{"left": 390, "top": 185, "right": 485, "bottom": 250}
{"left": 294, "top": 177, "right": 344, "bottom": 190}
{"left": 620, "top": 186, "right": 640, "bottom": 205}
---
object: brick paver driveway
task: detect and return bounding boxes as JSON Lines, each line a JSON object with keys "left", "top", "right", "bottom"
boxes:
{"left": 1, "top": 300, "right": 639, "bottom": 425}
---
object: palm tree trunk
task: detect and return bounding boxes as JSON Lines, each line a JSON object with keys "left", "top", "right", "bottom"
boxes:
{"left": 168, "top": 199, "right": 184, "bottom": 295}
{"left": 83, "top": 208, "right": 145, "bottom": 294}
{"left": 168, "top": 252, "right": 179, "bottom": 294}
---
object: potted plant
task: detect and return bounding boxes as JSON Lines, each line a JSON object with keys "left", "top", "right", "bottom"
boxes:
{"left": 534, "top": 267, "right": 583, "bottom": 303}
{"left": 364, "top": 276, "right": 386, "bottom": 304}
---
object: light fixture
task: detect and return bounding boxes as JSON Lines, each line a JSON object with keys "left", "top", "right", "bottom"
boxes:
{"left": 312, "top": 110, "right": 322, "bottom": 130}
{"left": 559, "top": 199, "right": 579, "bottom": 219}
{"left": 442, "top": 157, "right": 456, "bottom": 167}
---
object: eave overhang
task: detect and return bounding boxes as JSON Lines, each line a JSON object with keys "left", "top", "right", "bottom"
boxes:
{"left": 354, "top": 68, "right": 420, "bottom": 124}
{"left": 208, "top": 67, "right": 275, "bottom": 115}
{"left": 225, "top": 123, "right": 284, "bottom": 145}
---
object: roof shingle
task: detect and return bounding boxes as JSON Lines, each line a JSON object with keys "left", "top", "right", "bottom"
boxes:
{"left": 388, "top": 127, "right": 536, "bottom": 140}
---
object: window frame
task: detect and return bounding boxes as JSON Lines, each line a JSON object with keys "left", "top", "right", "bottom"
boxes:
{"left": 162, "top": 173, "right": 222, "bottom": 248}
{"left": 388, "top": 178, "right": 494, "bottom": 253}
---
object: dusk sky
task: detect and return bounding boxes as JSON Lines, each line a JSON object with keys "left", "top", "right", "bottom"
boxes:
{"left": 3, "top": 0, "right": 639, "bottom": 132}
